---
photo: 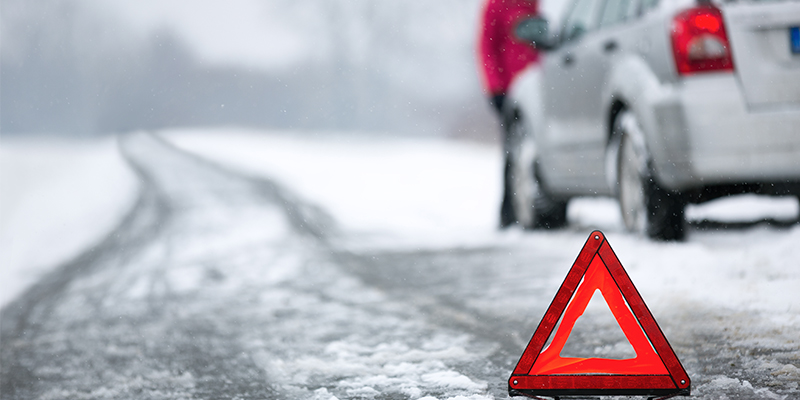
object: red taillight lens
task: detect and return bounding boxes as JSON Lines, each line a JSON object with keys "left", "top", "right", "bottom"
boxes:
{"left": 671, "top": 5, "right": 734, "bottom": 75}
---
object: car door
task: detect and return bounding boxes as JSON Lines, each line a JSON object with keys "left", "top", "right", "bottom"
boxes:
{"left": 540, "top": 0, "right": 607, "bottom": 193}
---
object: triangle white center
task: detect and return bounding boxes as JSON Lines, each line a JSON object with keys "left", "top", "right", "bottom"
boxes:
{"left": 559, "top": 289, "right": 636, "bottom": 359}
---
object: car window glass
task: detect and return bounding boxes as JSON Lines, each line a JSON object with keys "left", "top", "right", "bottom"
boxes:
{"left": 626, "top": 0, "right": 641, "bottom": 19}
{"left": 640, "top": 0, "right": 659, "bottom": 13}
{"left": 561, "top": 0, "right": 601, "bottom": 42}
{"left": 599, "top": 0, "right": 633, "bottom": 28}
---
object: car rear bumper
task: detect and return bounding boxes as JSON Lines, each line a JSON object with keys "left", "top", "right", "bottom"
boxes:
{"left": 647, "top": 73, "right": 800, "bottom": 192}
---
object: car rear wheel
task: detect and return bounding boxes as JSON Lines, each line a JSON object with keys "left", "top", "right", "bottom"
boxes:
{"left": 616, "top": 110, "right": 685, "bottom": 240}
{"left": 504, "top": 111, "right": 568, "bottom": 230}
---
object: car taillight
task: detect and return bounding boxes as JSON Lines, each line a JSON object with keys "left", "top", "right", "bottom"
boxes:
{"left": 671, "top": 5, "right": 734, "bottom": 75}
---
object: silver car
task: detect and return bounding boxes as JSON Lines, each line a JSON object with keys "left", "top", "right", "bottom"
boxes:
{"left": 506, "top": 0, "right": 800, "bottom": 240}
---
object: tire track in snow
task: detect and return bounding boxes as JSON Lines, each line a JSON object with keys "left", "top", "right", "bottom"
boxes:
{"left": 1, "top": 132, "right": 326, "bottom": 399}
{"left": 0, "top": 132, "right": 497, "bottom": 400}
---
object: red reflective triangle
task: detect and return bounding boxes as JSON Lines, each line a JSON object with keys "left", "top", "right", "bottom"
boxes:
{"left": 508, "top": 231, "right": 691, "bottom": 398}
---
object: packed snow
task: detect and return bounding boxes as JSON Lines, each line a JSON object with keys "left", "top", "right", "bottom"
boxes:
{"left": 0, "top": 137, "right": 138, "bottom": 307}
{"left": 166, "top": 128, "right": 800, "bottom": 316}
{"left": 2, "top": 129, "right": 798, "bottom": 399}
{"left": 166, "top": 128, "right": 800, "bottom": 398}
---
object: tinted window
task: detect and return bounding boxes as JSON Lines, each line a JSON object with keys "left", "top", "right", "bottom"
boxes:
{"left": 640, "top": 0, "right": 659, "bottom": 12}
{"left": 599, "top": 0, "right": 635, "bottom": 28}
{"left": 561, "top": 0, "right": 602, "bottom": 42}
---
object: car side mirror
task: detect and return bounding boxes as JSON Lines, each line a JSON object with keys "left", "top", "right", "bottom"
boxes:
{"left": 515, "top": 17, "right": 555, "bottom": 51}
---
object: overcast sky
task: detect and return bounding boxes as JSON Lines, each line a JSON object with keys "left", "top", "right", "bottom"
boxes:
{"left": 94, "top": 0, "right": 571, "bottom": 72}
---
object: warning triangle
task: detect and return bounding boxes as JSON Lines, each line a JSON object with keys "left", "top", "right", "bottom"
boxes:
{"left": 508, "top": 231, "right": 691, "bottom": 398}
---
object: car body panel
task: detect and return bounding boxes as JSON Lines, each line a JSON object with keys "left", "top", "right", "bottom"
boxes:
{"left": 679, "top": 74, "right": 800, "bottom": 182}
{"left": 508, "top": 0, "right": 800, "bottom": 201}
{"left": 605, "top": 55, "right": 695, "bottom": 190}
{"left": 540, "top": 32, "right": 611, "bottom": 196}
{"left": 724, "top": 2, "right": 800, "bottom": 107}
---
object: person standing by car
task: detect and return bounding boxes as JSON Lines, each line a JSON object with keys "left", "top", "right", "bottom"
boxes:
{"left": 478, "top": 0, "right": 541, "bottom": 228}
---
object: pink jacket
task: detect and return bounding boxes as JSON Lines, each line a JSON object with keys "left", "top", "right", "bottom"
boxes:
{"left": 478, "top": 0, "right": 541, "bottom": 96}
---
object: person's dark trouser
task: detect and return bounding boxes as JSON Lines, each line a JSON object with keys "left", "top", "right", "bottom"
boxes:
{"left": 491, "top": 94, "right": 516, "bottom": 228}
{"left": 490, "top": 94, "right": 506, "bottom": 115}
{"left": 500, "top": 155, "right": 516, "bottom": 227}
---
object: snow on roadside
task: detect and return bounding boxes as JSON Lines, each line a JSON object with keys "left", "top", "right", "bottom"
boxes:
{"left": 0, "top": 136, "right": 139, "bottom": 307}
{"left": 165, "top": 128, "right": 800, "bottom": 398}
{"left": 166, "top": 128, "right": 503, "bottom": 250}
{"left": 2, "top": 129, "right": 795, "bottom": 398}
{"left": 165, "top": 128, "right": 800, "bottom": 314}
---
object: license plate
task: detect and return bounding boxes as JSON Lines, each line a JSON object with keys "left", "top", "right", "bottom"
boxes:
{"left": 792, "top": 27, "right": 800, "bottom": 54}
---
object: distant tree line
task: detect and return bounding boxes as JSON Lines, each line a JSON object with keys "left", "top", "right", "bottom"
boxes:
{"left": 1, "top": 0, "right": 497, "bottom": 140}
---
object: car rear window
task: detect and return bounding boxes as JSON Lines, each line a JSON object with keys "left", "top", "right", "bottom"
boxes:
{"left": 599, "top": 0, "right": 638, "bottom": 28}
{"left": 562, "top": 0, "right": 603, "bottom": 41}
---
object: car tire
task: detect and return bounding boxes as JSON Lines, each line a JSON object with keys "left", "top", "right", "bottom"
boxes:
{"left": 615, "top": 110, "right": 685, "bottom": 241}
{"left": 505, "top": 110, "right": 568, "bottom": 230}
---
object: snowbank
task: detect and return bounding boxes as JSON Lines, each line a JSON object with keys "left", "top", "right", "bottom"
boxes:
{"left": 0, "top": 136, "right": 139, "bottom": 307}
{"left": 165, "top": 127, "right": 800, "bottom": 320}
{"left": 166, "top": 128, "right": 504, "bottom": 249}
{"left": 5, "top": 128, "right": 791, "bottom": 398}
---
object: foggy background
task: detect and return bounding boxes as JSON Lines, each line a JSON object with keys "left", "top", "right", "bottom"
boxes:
{"left": 1, "top": 0, "right": 567, "bottom": 141}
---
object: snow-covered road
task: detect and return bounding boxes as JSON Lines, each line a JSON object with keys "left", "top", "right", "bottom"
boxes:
{"left": 2, "top": 131, "right": 799, "bottom": 399}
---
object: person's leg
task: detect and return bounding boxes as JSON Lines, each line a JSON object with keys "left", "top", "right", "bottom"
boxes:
{"left": 492, "top": 94, "right": 516, "bottom": 228}
{"left": 490, "top": 94, "right": 505, "bottom": 114}
{"left": 500, "top": 153, "right": 516, "bottom": 227}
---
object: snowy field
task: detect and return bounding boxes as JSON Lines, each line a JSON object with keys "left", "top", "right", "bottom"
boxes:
{"left": 0, "top": 137, "right": 138, "bottom": 307}
{"left": 2, "top": 129, "right": 799, "bottom": 399}
{"left": 166, "top": 128, "right": 800, "bottom": 318}
{"left": 168, "top": 129, "right": 800, "bottom": 399}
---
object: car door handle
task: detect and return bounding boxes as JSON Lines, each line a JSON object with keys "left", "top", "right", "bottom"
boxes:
{"left": 603, "top": 40, "right": 618, "bottom": 53}
{"left": 563, "top": 53, "right": 574, "bottom": 66}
